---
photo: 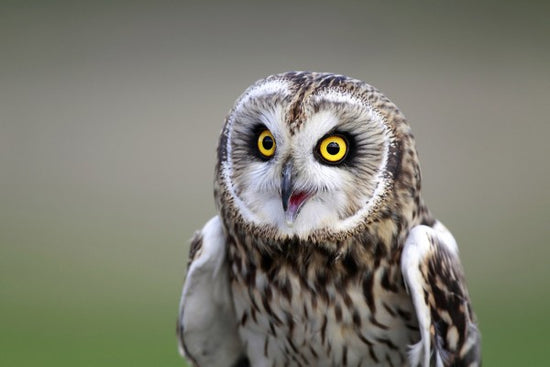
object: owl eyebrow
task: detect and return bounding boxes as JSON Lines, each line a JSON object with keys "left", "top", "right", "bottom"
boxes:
{"left": 319, "top": 127, "right": 351, "bottom": 138}
{"left": 314, "top": 89, "right": 363, "bottom": 106}
{"left": 237, "top": 79, "right": 292, "bottom": 112}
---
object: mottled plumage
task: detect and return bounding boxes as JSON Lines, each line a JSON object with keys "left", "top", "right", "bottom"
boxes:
{"left": 177, "top": 72, "right": 481, "bottom": 366}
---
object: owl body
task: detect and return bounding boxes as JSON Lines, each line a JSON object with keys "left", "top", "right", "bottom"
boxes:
{"left": 227, "top": 229, "right": 419, "bottom": 366}
{"left": 178, "top": 72, "right": 481, "bottom": 367}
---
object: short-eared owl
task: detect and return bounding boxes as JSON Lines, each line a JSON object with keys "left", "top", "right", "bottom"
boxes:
{"left": 177, "top": 72, "right": 481, "bottom": 366}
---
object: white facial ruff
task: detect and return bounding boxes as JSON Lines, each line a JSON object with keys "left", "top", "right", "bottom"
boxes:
{"left": 221, "top": 78, "right": 292, "bottom": 225}
{"left": 313, "top": 89, "right": 393, "bottom": 233}
{"left": 221, "top": 81, "right": 393, "bottom": 237}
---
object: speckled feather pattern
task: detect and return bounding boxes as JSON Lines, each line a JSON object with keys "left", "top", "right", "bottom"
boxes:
{"left": 178, "top": 72, "right": 481, "bottom": 367}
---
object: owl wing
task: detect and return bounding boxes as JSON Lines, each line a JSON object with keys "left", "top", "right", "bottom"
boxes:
{"left": 401, "top": 222, "right": 481, "bottom": 367}
{"left": 177, "top": 216, "right": 248, "bottom": 367}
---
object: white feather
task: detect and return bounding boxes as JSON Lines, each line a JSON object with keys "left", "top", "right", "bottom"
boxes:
{"left": 401, "top": 222, "right": 453, "bottom": 367}
{"left": 178, "top": 216, "right": 244, "bottom": 366}
{"left": 401, "top": 225, "right": 433, "bottom": 367}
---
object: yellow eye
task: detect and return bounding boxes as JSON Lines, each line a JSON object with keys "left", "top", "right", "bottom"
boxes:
{"left": 318, "top": 135, "right": 348, "bottom": 163}
{"left": 257, "top": 129, "right": 276, "bottom": 158}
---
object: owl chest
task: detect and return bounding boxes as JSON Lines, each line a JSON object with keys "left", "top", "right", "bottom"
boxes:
{"left": 229, "top": 256, "right": 420, "bottom": 367}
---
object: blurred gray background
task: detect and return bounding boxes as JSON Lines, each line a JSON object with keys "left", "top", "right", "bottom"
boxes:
{"left": 1, "top": 1, "right": 549, "bottom": 365}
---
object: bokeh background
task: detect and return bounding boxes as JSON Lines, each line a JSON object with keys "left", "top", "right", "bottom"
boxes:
{"left": 1, "top": 1, "right": 549, "bottom": 365}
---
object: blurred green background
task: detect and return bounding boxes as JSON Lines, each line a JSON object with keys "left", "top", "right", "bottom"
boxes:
{"left": 1, "top": 1, "right": 549, "bottom": 365}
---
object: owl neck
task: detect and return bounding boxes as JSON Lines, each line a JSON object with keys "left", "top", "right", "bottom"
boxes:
{"left": 223, "top": 205, "right": 433, "bottom": 296}
{"left": 221, "top": 194, "right": 434, "bottom": 267}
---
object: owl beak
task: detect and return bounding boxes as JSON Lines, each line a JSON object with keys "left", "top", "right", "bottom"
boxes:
{"left": 281, "top": 161, "right": 294, "bottom": 213}
{"left": 281, "top": 161, "right": 311, "bottom": 226}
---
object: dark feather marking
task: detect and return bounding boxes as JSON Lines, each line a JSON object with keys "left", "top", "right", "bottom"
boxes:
{"left": 385, "top": 353, "right": 395, "bottom": 367}
{"left": 342, "top": 252, "right": 359, "bottom": 277}
{"left": 429, "top": 242, "right": 468, "bottom": 348}
{"left": 376, "top": 337, "right": 399, "bottom": 350}
{"left": 231, "top": 355, "right": 250, "bottom": 367}
{"left": 260, "top": 250, "right": 274, "bottom": 272}
{"left": 357, "top": 332, "right": 373, "bottom": 346}
{"left": 381, "top": 268, "right": 399, "bottom": 292}
{"left": 342, "top": 345, "right": 348, "bottom": 366}
{"left": 369, "top": 314, "right": 389, "bottom": 330}
{"left": 362, "top": 271, "right": 376, "bottom": 313}
{"left": 321, "top": 314, "right": 328, "bottom": 344}
{"left": 240, "top": 312, "right": 248, "bottom": 326}
{"left": 264, "top": 336, "right": 269, "bottom": 357}
{"left": 315, "top": 270, "right": 329, "bottom": 302}
{"left": 286, "top": 336, "right": 300, "bottom": 361}
{"left": 279, "top": 276, "right": 293, "bottom": 300}
{"left": 311, "top": 295, "right": 318, "bottom": 310}
{"left": 264, "top": 284, "right": 273, "bottom": 302}
{"left": 352, "top": 309, "right": 362, "bottom": 328}
{"left": 217, "top": 126, "right": 229, "bottom": 164}
{"left": 260, "top": 291, "right": 273, "bottom": 310}
{"left": 261, "top": 292, "right": 282, "bottom": 325}
{"left": 423, "top": 288, "right": 430, "bottom": 305}
{"left": 382, "top": 302, "right": 396, "bottom": 316}
{"left": 342, "top": 291, "right": 353, "bottom": 308}
{"left": 406, "top": 323, "right": 419, "bottom": 331}
{"left": 369, "top": 345, "right": 379, "bottom": 363}
{"left": 285, "top": 310, "right": 295, "bottom": 336}
{"left": 419, "top": 235, "right": 481, "bottom": 364}
{"left": 373, "top": 238, "right": 388, "bottom": 260}
{"left": 385, "top": 137, "right": 402, "bottom": 180}
{"left": 309, "top": 345, "right": 318, "bottom": 358}
{"left": 334, "top": 303, "right": 343, "bottom": 322}
{"left": 286, "top": 73, "right": 310, "bottom": 134}
{"left": 396, "top": 307, "right": 412, "bottom": 321}
{"left": 248, "top": 287, "right": 260, "bottom": 312}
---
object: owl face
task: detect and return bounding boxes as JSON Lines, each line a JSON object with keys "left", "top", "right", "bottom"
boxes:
{"left": 217, "top": 72, "right": 412, "bottom": 239}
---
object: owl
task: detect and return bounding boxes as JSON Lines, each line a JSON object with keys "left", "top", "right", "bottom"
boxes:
{"left": 177, "top": 72, "right": 481, "bottom": 367}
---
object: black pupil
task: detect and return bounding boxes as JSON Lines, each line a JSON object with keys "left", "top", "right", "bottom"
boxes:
{"left": 262, "top": 136, "right": 273, "bottom": 150}
{"left": 326, "top": 142, "right": 340, "bottom": 155}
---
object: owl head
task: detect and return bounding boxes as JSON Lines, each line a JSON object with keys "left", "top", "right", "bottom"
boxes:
{"left": 215, "top": 72, "right": 423, "bottom": 242}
